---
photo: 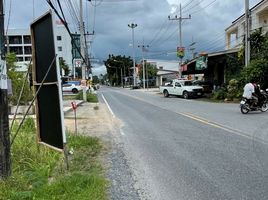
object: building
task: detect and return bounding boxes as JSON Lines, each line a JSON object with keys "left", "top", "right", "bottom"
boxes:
{"left": 225, "top": 0, "right": 268, "bottom": 50}
{"left": 146, "top": 59, "right": 180, "bottom": 86}
{"left": 6, "top": 24, "right": 73, "bottom": 74}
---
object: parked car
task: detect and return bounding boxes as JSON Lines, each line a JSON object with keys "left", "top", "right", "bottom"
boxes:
{"left": 192, "top": 80, "right": 213, "bottom": 93}
{"left": 159, "top": 79, "right": 204, "bottom": 99}
{"left": 62, "top": 83, "right": 82, "bottom": 94}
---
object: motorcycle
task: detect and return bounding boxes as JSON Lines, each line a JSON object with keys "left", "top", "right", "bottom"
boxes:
{"left": 240, "top": 89, "right": 268, "bottom": 114}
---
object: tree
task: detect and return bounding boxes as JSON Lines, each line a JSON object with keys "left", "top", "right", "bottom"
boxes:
{"left": 6, "top": 53, "right": 33, "bottom": 105}
{"left": 59, "top": 58, "right": 70, "bottom": 76}
{"left": 138, "top": 62, "right": 157, "bottom": 86}
{"left": 92, "top": 75, "right": 99, "bottom": 84}
{"left": 104, "top": 55, "right": 132, "bottom": 86}
{"left": 240, "top": 29, "right": 268, "bottom": 88}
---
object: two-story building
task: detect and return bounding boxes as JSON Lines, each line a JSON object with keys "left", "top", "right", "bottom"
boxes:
{"left": 225, "top": 0, "right": 268, "bottom": 50}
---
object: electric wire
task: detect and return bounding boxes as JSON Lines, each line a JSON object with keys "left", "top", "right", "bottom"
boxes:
{"left": 148, "top": 19, "right": 171, "bottom": 46}
{"left": 57, "top": 0, "right": 67, "bottom": 22}
{"left": 4, "top": 0, "right": 12, "bottom": 35}
{"left": 183, "top": 0, "right": 205, "bottom": 14}
{"left": 182, "top": 0, "right": 196, "bottom": 10}
{"left": 190, "top": 0, "right": 217, "bottom": 15}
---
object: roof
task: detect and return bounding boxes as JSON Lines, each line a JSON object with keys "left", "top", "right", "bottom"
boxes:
{"left": 225, "top": 0, "right": 265, "bottom": 31}
{"left": 186, "top": 48, "right": 240, "bottom": 65}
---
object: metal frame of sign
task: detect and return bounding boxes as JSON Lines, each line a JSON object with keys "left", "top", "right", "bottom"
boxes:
{"left": 30, "top": 10, "right": 66, "bottom": 151}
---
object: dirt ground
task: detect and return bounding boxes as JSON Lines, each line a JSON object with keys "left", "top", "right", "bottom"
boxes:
{"left": 64, "top": 102, "right": 121, "bottom": 138}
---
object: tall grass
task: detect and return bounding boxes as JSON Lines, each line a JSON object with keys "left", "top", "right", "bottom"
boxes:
{"left": 0, "top": 118, "right": 108, "bottom": 200}
{"left": 76, "top": 91, "right": 98, "bottom": 103}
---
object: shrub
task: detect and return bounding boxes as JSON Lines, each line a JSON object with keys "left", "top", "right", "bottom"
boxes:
{"left": 76, "top": 91, "right": 98, "bottom": 103}
{"left": 226, "top": 79, "right": 242, "bottom": 100}
{"left": 212, "top": 86, "right": 227, "bottom": 100}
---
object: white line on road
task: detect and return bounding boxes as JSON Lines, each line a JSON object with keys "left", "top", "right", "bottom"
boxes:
{"left": 120, "top": 129, "right": 125, "bottom": 136}
{"left": 101, "top": 94, "right": 115, "bottom": 118}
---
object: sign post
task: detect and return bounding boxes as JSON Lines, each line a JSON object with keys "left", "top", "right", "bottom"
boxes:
{"left": 71, "top": 101, "right": 77, "bottom": 135}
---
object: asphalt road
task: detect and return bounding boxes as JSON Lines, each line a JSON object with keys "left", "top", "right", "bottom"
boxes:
{"left": 99, "top": 86, "right": 268, "bottom": 200}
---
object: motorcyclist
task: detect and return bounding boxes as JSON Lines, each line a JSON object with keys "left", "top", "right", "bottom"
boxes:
{"left": 242, "top": 80, "right": 258, "bottom": 107}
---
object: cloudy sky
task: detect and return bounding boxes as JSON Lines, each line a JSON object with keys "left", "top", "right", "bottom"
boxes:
{"left": 6, "top": 0, "right": 261, "bottom": 75}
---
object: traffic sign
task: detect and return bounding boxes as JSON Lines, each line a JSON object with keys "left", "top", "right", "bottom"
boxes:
{"left": 74, "top": 59, "right": 82, "bottom": 68}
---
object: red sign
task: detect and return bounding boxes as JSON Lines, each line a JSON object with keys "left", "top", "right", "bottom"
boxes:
{"left": 180, "top": 64, "right": 188, "bottom": 72}
{"left": 71, "top": 101, "right": 77, "bottom": 110}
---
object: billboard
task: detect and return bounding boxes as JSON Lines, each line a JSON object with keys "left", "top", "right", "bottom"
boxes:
{"left": 31, "top": 11, "right": 66, "bottom": 150}
{"left": 195, "top": 55, "right": 208, "bottom": 70}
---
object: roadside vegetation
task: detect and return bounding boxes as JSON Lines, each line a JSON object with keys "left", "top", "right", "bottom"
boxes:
{"left": 63, "top": 91, "right": 98, "bottom": 103}
{"left": 211, "top": 28, "right": 268, "bottom": 101}
{"left": 0, "top": 118, "right": 108, "bottom": 200}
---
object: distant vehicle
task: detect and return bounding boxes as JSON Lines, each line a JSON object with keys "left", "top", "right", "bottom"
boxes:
{"left": 62, "top": 83, "right": 82, "bottom": 94}
{"left": 192, "top": 80, "right": 213, "bottom": 93}
{"left": 159, "top": 79, "right": 203, "bottom": 99}
{"left": 66, "top": 81, "right": 81, "bottom": 86}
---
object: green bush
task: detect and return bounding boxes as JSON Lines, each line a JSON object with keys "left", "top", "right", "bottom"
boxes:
{"left": 226, "top": 79, "right": 242, "bottom": 100}
{"left": 212, "top": 87, "right": 227, "bottom": 100}
{"left": 76, "top": 91, "right": 98, "bottom": 103}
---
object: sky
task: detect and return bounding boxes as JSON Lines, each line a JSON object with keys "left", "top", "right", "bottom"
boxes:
{"left": 6, "top": 0, "right": 261, "bottom": 75}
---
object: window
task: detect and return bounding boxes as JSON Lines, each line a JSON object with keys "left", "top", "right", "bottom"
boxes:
{"left": 25, "top": 56, "right": 32, "bottom": 61}
{"left": 58, "top": 46, "right": 62, "bottom": 51}
{"left": 57, "top": 36, "right": 62, "bottom": 41}
{"left": 24, "top": 46, "right": 32, "bottom": 55}
{"left": 9, "top": 36, "right": 22, "bottom": 44}
{"left": 23, "top": 35, "right": 31, "bottom": 44}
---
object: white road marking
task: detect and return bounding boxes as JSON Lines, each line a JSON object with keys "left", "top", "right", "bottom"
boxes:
{"left": 101, "top": 94, "right": 115, "bottom": 118}
{"left": 120, "top": 129, "right": 125, "bottom": 136}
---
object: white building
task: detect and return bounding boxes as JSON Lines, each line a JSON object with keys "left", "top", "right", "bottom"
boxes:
{"left": 146, "top": 59, "right": 179, "bottom": 86}
{"left": 225, "top": 0, "right": 268, "bottom": 50}
{"left": 6, "top": 24, "right": 73, "bottom": 74}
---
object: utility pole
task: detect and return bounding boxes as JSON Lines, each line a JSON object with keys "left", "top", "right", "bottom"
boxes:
{"left": 128, "top": 23, "right": 137, "bottom": 87}
{"left": 138, "top": 44, "right": 149, "bottom": 89}
{"left": 80, "top": 0, "right": 86, "bottom": 101}
{"left": 0, "top": 0, "right": 11, "bottom": 178}
{"left": 168, "top": 4, "right": 191, "bottom": 74}
{"left": 245, "top": 0, "right": 250, "bottom": 67}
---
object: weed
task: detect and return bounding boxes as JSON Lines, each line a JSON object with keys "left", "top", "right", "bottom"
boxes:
{"left": 0, "top": 118, "right": 108, "bottom": 200}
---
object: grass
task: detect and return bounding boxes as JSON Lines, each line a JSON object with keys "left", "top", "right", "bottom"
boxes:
{"left": 0, "top": 118, "right": 108, "bottom": 200}
{"left": 76, "top": 92, "right": 98, "bottom": 103}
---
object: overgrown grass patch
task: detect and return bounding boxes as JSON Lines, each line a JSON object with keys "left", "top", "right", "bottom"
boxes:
{"left": 76, "top": 92, "right": 98, "bottom": 103}
{"left": 0, "top": 118, "right": 108, "bottom": 200}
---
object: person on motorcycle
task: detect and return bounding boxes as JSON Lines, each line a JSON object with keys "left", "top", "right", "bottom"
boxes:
{"left": 242, "top": 81, "right": 258, "bottom": 107}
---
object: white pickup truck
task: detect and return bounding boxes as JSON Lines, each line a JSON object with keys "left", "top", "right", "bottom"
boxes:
{"left": 159, "top": 79, "right": 204, "bottom": 99}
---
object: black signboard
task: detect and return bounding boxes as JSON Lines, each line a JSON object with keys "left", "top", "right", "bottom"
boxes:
{"left": 31, "top": 11, "right": 65, "bottom": 150}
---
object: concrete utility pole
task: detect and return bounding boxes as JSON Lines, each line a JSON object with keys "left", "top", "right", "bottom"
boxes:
{"left": 128, "top": 23, "right": 137, "bottom": 87}
{"left": 245, "top": 0, "right": 250, "bottom": 67}
{"left": 80, "top": 0, "right": 87, "bottom": 101}
{"left": 168, "top": 4, "right": 191, "bottom": 72}
{"left": 0, "top": 0, "right": 11, "bottom": 178}
{"left": 138, "top": 44, "right": 149, "bottom": 89}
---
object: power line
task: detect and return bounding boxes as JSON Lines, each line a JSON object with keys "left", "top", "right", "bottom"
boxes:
{"left": 183, "top": 0, "right": 206, "bottom": 14}
{"left": 190, "top": 0, "right": 217, "bottom": 15}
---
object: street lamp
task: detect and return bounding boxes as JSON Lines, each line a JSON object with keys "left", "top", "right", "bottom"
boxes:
{"left": 128, "top": 23, "right": 137, "bottom": 87}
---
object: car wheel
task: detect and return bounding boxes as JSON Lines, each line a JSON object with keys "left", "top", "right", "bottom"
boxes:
{"left": 183, "top": 91, "right": 189, "bottom": 99}
{"left": 164, "top": 90, "right": 169, "bottom": 97}
{"left": 72, "top": 88, "right": 78, "bottom": 94}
